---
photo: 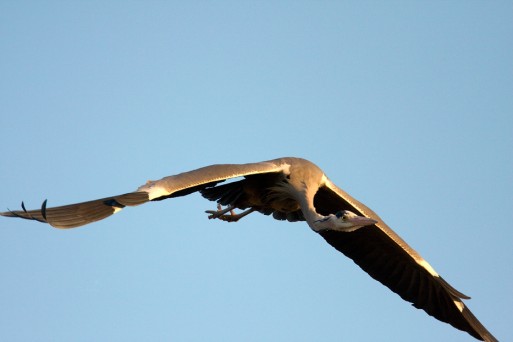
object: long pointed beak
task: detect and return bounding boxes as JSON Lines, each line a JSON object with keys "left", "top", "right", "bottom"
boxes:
{"left": 347, "top": 216, "right": 378, "bottom": 227}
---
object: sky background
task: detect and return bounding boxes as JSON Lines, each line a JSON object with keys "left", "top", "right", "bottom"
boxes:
{"left": 1, "top": 2, "right": 511, "bottom": 341}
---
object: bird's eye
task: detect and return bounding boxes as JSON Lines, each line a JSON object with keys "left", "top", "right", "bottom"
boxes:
{"left": 335, "top": 211, "right": 346, "bottom": 219}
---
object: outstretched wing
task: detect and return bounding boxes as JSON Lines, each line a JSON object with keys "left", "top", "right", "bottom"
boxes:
{"left": 314, "top": 178, "right": 497, "bottom": 342}
{"left": 1, "top": 193, "right": 150, "bottom": 229}
{"left": 0, "top": 158, "right": 290, "bottom": 229}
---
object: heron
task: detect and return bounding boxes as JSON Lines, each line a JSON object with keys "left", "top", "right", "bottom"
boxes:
{"left": 1, "top": 157, "right": 497, "bottom": 341}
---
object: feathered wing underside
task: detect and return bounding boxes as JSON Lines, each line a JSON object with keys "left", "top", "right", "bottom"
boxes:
{"left": 0, "top": 158, "right": 291, "bottom": 229}
{"left": 199, "top": 174, "right": 305, "bottom": 222}
{"left": 1, "top": 192, "right": 150, "bottom": 229}
{"left": 316, "top": 179, "right": 497, "bottom": 342}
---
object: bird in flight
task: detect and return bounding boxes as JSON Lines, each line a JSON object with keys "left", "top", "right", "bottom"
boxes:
{"left": 1, "top": 157, "right": 497, "bottom": 341}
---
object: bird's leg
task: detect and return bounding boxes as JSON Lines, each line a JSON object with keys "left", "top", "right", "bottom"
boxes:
{"left": 205, "top": 204, "right": 256, "bottom": 222}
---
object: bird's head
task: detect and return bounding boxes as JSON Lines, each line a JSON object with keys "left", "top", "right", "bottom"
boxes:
{"left": 315, "top": 210, "right": 377, "bottom": 232}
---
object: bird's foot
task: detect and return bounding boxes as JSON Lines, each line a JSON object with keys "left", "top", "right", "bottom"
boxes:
{"left": 205, "top": 204, "right": 255, "bottom": 223}
{"left": 206, "top": 204, "right": 234, "bottom": 219}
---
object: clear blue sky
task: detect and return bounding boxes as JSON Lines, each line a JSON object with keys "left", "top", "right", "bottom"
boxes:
{"left": 1, "top": 2, "right": 511, "bottom": 341}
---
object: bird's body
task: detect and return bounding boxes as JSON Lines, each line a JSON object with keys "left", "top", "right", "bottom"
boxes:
{"left": 1, "top": 157, "right": 497, "bottom": 341}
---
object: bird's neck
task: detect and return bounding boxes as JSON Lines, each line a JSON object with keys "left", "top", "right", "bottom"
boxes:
{"left": 277, "top": 176, "right": 328, "bottom": 232}
{"left": 290, "top": 187, "right": 328, "bottom": 232}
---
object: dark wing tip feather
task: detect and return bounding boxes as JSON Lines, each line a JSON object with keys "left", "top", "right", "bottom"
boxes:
{"left": 438, "top": 275, "right": 471, "bottom": 300}
{"left": 41, "top": 199, "right": 48, "bottom": 220}
{"left": 2, "top": 200, "right": 49, "bottom": 224}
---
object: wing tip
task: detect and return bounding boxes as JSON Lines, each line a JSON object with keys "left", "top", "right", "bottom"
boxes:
{"left": 1, "top": 192, "right": 150, "bottom": 229}
{"left": 461, "top": 305, "right": 498, "bottom": 342}
{"left": 0, "top": 199, "right": 49, "bottom": 224}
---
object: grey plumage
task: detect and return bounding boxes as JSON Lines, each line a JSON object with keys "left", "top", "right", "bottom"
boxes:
{"left": 0, "top": 157, "right": 497, "bottom": 341}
